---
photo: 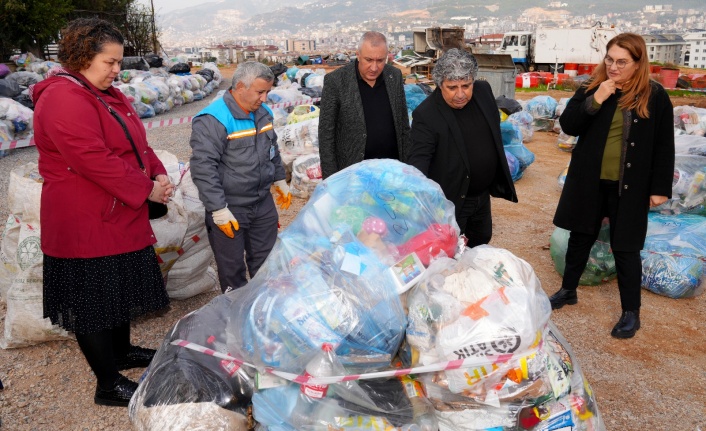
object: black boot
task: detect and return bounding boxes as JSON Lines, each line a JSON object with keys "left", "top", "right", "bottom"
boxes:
{"left": 611, "top": 310, "right": 640, "bottom": 339}
{"left": 94, "top": 375, "right": 138, "bottom": 407}
{"left": 548, "top": 289, "right": 578, "bottom": 310}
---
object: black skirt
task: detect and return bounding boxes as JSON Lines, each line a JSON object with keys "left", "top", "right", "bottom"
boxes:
{"left": 43, "top": 246, "right": 170, "bottom": 335}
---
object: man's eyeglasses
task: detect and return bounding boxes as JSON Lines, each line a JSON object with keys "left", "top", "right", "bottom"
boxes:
{"left": 604, "top": 56, "right": 633, "bottom": 69}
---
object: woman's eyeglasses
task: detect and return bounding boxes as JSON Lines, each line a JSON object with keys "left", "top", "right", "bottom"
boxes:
{"left": 604, "top": 56, "right": 633, "bottom": 69}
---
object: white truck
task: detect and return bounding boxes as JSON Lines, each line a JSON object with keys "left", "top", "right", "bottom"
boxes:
{"left": 497, "top": 24, "right": 621, "bottom": 72}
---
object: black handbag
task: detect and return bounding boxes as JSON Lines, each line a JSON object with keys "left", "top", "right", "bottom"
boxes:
{"left": 58, "top": 73, "right": 168, "bottom": 219}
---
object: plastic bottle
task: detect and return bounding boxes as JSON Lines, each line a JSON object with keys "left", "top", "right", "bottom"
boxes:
{"left": 300, "top": 343, "right": 334, "bottom": 399}
{"left": 398, "top": 375, "right": 437, "bottom": 431}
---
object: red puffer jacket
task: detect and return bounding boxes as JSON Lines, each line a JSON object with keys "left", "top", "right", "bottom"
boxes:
{"left": 31, "top": 72, "right": 167, "bottom": 258}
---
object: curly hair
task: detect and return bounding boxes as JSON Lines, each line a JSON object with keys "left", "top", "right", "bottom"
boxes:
{"left": 58, "top": 18, "right": 124, "bottom": 71}
{"left": 432, "top": 48, "right": 478, "bottom": 87}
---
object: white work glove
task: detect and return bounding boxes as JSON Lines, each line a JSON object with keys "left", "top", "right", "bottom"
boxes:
{"left": 274, "top": 180, "right": 292, "bottom": 210}
{"left": 212, "top": 207, "right": 239, "bottom": 238}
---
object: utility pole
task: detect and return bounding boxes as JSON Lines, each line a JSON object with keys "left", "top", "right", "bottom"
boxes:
{"left": 150, "top": 0, "right": 158, "bottom": 54}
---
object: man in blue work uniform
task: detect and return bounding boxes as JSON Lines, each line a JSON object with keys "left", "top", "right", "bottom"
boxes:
{"left": 190, "top": 62, "right": 291, "bottom": 292}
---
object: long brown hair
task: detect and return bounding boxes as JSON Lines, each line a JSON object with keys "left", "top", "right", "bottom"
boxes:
{"left": 586, "top": 33, "right": 652, "bottom": 118}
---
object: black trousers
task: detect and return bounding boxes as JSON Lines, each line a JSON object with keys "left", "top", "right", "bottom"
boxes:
{"left": 206, "top": 195, "right": 279, "bottom": 292}
{"left": 456, "top": 190, "right": 492, "bottom": 248}
{"left": 561, "top": 180, "right": 642, "bottom": 311}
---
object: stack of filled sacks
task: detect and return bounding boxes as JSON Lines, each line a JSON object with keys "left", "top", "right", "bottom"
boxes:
{"left": 149, "top": 151, "right": 218, "bottom": 300}
{"left": 406, "top": 246, "right": 605, "bottom": 431}
{"left": 275, "top": 105, "right": 322, "bottom": 198}
{"left": 129, "top": 159, "right": 462, "bottom": 430}
{"left": 0, "top": 163, "right": 73, "bottom": 349}
{"left": 115, "top": 62, "right": 222, "bottom": 118}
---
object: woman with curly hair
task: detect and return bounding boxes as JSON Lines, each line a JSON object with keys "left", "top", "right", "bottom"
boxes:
{"left": 548, "top": 33, "right": 675, "bottom": 339}
{"left": 29, "top": 18, "right": 173, "bottom": 406}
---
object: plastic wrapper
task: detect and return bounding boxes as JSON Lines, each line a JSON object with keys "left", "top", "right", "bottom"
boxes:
{"left": 131, "top": 160, "right": 461, "bottom": 428}
{"left": 557, "top": 131, "right": 578, "bottom": 152}
{"left": 641, "top": 213, "right": 706, "bottom": 298}
{"left": 290, "top": 153, "right": 322, "bottom": 199}
{"left": 406, "top": 245, "right": 551, "bottom": 403}
{"left": 501, "top": 121, "right": 535, "bottom": 172}
{"left": 673, "top": 105, "right": 706, "bottom": 136}
{"left": 550, "top": 220, "right": 616, "bottom": 285}
{"left": 506, "top": 111, "right": 534, "bottom": 142}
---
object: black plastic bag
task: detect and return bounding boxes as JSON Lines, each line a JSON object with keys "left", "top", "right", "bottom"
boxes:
{"left": 143, "top": 54, "right": 163, "bottom": 68}
{"left": 195, "top": 69, "right": 214, "bottom": 82}
{"left": 496, "top": 95, "right": 523, "bottom": 115}
{"left": 0, "top": 79, "right": 22, "bottom": 98}
{"left": 169, "top": 63, "right": 191, "bottom": 74}
{"left": 122, "top": 56, "right": 149, "bottom": 71}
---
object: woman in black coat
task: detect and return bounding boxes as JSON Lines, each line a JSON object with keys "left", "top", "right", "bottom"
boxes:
{"left": 549, "top": 33, "right": 674, "bottom": 339}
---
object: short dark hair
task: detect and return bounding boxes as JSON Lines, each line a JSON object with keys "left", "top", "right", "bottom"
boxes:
{"left": 58, "top": 18, "right": 124, "bottom": 71}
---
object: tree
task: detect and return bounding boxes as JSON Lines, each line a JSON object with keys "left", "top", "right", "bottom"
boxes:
{"left": 0, "top": 0, "right": 73, "bottom": 58}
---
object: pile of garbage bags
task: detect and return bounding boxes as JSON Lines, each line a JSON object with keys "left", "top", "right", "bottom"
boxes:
{"left": 116, "top": 62, "right": 222, "bottom": 118}
{"left": 673, "top": 105, "right": 706, "bottom": 137}
{"left": 269, "top": 65, "right": 325, "bottom": 101}
{"left": 130, "top": 160, "right": 605, "bottom": 431}
{"left": 500, "top": 118, "right": 535, "bottom": 182}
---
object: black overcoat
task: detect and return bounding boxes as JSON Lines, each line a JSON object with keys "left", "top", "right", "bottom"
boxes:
{"left": 407, "top": 81, "right": 517, "bottom": 218}
{"left": 553, "top": 81, "right": 674, "bottom": 251}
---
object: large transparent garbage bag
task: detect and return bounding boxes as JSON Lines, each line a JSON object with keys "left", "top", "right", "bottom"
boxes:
{"left": 525, "top": 96, "right": 558, "bottom": 120}
{"left": 505, "top": 150, "right": 522, "bottom": 182}
{"left": 406, "top": 245, "right": 551, "bottom": 404}
{"left": 652, "top": 154, "right": 706, "bottom": 215}
{"left": 506, "top": 111, "right": 534, "bottom": 142}
{"left": 419, "top": 322, "right": 604, "bottom": 431}
{"left": 500, "top": 120, "right": 535, "bottom": 173}
{"left": 550, "top": 220, "right": 616, "bottom": 285}
{"left": 674, "top": 134, "right": 706, "bottom": 156}
{"left": 253, "top": 345, "right": 436, "bottom": 431}
{"left": 673, "top": 105, "right": 706, "bottom": 136}
{"left": 641, "top": 213, "right": 706, "bottom": 298}
{"left": 131, "top": 160, "right": 460, "bottom": 428}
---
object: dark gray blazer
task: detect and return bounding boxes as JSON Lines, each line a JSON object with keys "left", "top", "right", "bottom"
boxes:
{"left": 318, "top": 62, "right": 410, "bottom": 179}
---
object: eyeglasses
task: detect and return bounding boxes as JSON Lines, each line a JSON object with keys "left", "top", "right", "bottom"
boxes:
{"left": 604, "top": 56, "right": 634, "bottom": 69}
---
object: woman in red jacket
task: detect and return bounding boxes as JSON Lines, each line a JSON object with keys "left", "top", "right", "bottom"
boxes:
{"left": 30, "top": 18, "right": 173, "bottom": 406}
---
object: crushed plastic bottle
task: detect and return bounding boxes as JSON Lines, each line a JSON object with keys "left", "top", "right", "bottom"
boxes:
{"left": 300, "top": 343, "right": 334, "bottom": 399}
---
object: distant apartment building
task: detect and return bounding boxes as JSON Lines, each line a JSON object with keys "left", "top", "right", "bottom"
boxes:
{"left": 643, "top": 5, "right": 673, "bottom": 13}
{"left": 286, "top": 39, "right": 316, "bottom": 53}
{"left": 642, "top": 34, "right": 686, "bottom": 65}
{"left": 683, "top": 31, "right": 706, "bottom": 69}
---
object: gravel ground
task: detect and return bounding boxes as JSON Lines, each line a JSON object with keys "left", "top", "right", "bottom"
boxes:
{"left": 0, "top": 70, "right": 705, "bottom": 430}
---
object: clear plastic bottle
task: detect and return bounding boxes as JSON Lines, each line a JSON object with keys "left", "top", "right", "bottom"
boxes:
{"left": 300, "top": 343, "right": 334, "bottom": 399}
{"left": 398, "top": 375, "right": 437, "bottom": 431}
